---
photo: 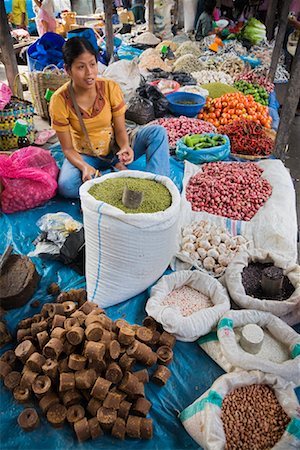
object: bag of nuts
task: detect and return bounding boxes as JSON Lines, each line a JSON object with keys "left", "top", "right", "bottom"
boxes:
{"left": 146, "top": 270, "right": 230, "bottom": 342}
{"left": 180, "top": 370, "right": 300, "bottom": 450}
{"left": 225, "top": 249, "right": 300, "bottom": 325}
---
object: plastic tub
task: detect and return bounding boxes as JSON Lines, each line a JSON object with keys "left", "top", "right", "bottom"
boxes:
{"left": 166, "top": 92, "right": 206, "bottom": 117}
{"left": 150, "top": 79, "right": 180, "bottom": 95}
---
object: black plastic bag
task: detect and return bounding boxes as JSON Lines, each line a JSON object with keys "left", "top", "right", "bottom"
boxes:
{"left": 171, "top": 72, "right": 197, "bottom": 85}
{"left": 137, "top": 83, "right": 169, "bottom": 118}
{"left": 125, "top": 95, "right": 155, "bottom": 125}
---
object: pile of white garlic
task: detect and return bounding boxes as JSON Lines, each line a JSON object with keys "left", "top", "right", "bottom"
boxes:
{"left": 177, "top": 220, "right": 249, "bottom": 277}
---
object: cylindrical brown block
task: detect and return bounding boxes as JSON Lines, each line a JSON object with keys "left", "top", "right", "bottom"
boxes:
{"left": 85, "top": 314, "right": 103, "bottom": 327}
{"left": 66, "top": 404, "right": 85, "bottom": 424}
{"left": 114, "top": 319, "right": 128, "bottom": 332}
{"left": 15, "top": 340, "right": 37, "bottom": 364}
{"left": 91, "top": 377, "right": 112, "bottom": 401}
{"left": 1, "top": 350, "right": 17, "bottom": 368}
{"left": 75, "top": 369, "right": 97, "bottom": 390}
{"left": 18, "top": 318, "right": 33, "bottom": 329}
{"left": 126, "top": 415, "right": 142, "bottom": 439}
{"left": 18, "top": 408, "right": 40, "bottom": 432}
{"left": 31, "top": 320, "right": 48, "bottom": 337}
{"left": 85, "top": 323, "right": 103, "bottom": 342}
{"left": 103, "top": 391, "right": 123, "bottom": 410}
{"left": 61, "top": 389, "right": 82, "bottom": 408}
{"left": 20, "top": 368, "right": 38, "bottom": 389}
{"left": 119, "top": 372, "right": 144, "bottom": 397}
{"left": 47, "top": 403, "right": 67, "bottom": 428}
{"left": 142, "top": 316, "right": 158, "bottom": 330}
{"left": 36, "top": 331, "right": 49, "bottom": 350}
{"left": 13, "top": 386, "right": 30, "bottom": 403}
{"left": 51, "top": 327, "right": 66, "bottom": 341}
{"left": 96, "top": 315, "right": 113, "bottom": 331}
{"left": 127, "top": 340, "right": 157, "bottom": 366}
{"left": 87, "top": 397, "right": 102, "bottom": 417}
{"left": 17, "top": 328, "right": 32, "bottom": 342}
{"left": 97, "top": 407, "right": 117, "bottom": 430}
{"left": 41, "top": 303, "right": 52, "bottom": 318}
{"left": 144, "top": 352, "right": 157, "bottom": 367}
{"left": 62, "top": 340, "right": 76, "bottom": 356}
{"left": 70, "top": 310, "right": 86, "bottom": 326}
{"left": 79, "top": 301, "right": 97, "bottom": 315}
{"left": 47, "top": 282, "right": 60, "bottom": 296}
{"left": 32, "top": 313, "right": 43, "bottom": 323}
{"left": 42, "top": 359, "right": 58, "bottom": 379}
{"left": 39, "top": 391, "right": 59, "bottom": 414}
{"left": 105, "top": 362, "right": 123, "bottom": 384}
{"left": 84, "top": 341, "right": 105, "bottom": 360}
{"left": 118, "top": 400, "right": 132, "bottom": 420}
{"left": 59, "top": 372, "right": 75, "bottom": 392}
{"left": 149, "top": 331, "right": 161, "bottom": 346}
{"left": 48, "top": 303, "right": 65, "bottom": 318}
{"left": 140, "top": 418, "right": 153, "bottom": 439}
{"left": 51, "top": 314, "right": 65, "bottom": 329}
{"left": 32, "top": 375, "right": 51, "bottom": 396}
{"left": 111, "top": 417, "right": 126, "bottom": 440}
{"left": 136, "top": 327, "right": 153, "bottom": 344}
{"left": 100, "top": 329, "right": 112, "bottom": 348}
{"left": 74, "top": 417, "right": 91, "bottom": 442}
{"left": 64, "top": 317, "right": 79, "bottom": 331}
{"left": 109, "top": 340, "right": 121, "bottom": 360}
{"left": 43, "top": 338, "right": 63, "bottom": 360}
{"left": 4, "top": 371, "right": 21, "bottom": 390}
{"left": 156, "top": 346, "right": 173, "bottom": 365}
{"left": 119, "top": 354, "right": 135, "bottom": 372}
{"left": 87, "top": 357, "right": 106, "bottom": 373}
{"left": 0, "top": 360, "right": 12, "bottom": 379}
{"left": 132, "top": 398, "right": 152, "bottom": 417}
{"left": 26, "top": 352, "right": 46, "bottom": 373}
{"left": 68, "top": 354, "right": 87, "bottom": 371}
{"left": 159, "top": 331, "right": 176, "bottom": 349}
{"left": 133, "top": 369, "right": 149, "bottom": 384}
{"left": 62, "top": 301, "right": 77, "bottom": 317}
{"left": 66, "top": 327, "right": 84, "bottom": 346}
{"left": 118, "top": 327, "right": 135, "bottom": 346}
{"left": 88, "top": 417, "right": 103, "bottom": 440}
{"left": 152, "top": 365, "right": 171, "bottom": 386}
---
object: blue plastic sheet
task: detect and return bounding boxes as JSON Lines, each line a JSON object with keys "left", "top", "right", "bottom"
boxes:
{"left": 1, "top": 145, "right": 299, "bottom": 450}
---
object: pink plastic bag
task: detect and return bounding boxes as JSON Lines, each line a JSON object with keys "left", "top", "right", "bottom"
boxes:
{"left": 0, "top": 82, "right": 12, "bottom": 110}
{"left": 0, "top": 146, "right": 59, "bottom": 213}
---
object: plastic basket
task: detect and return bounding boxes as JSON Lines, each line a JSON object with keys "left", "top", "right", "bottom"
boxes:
{"left": 166, "top": 92, "right": 206, "bottom": 118}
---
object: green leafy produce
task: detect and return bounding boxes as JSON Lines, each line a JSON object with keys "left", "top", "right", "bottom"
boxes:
{"left": 234, "top": 80, "right": 269, "bottom": 106}
{"left": 183, "top": 133, "right": 226, "bottom": 150}
{"left": 240, "top": 18, "right": 266, "bottom": 45}
{"left": 200, "top": 82, "right": 239, "bottom": 99}
{"left": 88, "top": 178, "right": 172, "bottom": 214}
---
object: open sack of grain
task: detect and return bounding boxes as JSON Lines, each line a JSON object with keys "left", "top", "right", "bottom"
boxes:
{"left": 80, "top": 170, "right": 180, "bottom": 308}
{"left": 224, "top": 249, "right": 300, "bottom": 325}
{"left": 180, "top": 370, "right": 300, "bottom": 450}
{"left": 145, "top": 270, "right": 230, "bottom": 342}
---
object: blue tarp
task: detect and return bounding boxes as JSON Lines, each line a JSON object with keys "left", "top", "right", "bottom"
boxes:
{"left": 0, "top": 144, "right": 299, "bottom": 450}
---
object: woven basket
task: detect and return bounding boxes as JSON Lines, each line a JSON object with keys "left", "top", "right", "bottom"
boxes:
{"left": 28, "top": 65, "right": 69, "bottom": 119}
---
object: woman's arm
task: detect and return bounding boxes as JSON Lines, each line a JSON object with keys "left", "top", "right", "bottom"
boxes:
{"left": 113, "top": 114, "right": 134, "bottom": 165}
{"left": 56, "top": 130, "right": 97, "bottom": 181}
{"left": 33, "top": 0, "right": 42, "bottom": 8}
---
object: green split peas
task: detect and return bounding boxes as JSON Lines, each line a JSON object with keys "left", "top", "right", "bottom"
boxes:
{"left": 88, "top": 178, "right": 172, "bottom": 214}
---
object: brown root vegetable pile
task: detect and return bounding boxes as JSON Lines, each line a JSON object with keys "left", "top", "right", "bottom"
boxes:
{"left": 186, "top": 162, "right": 272, "bottom": 221}
{"left": 221, "top": 384, "right": 290, "bottom": 450}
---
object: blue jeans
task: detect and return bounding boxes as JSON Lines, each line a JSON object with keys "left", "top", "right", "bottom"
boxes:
{"left": 58, "top": 125, "right": 170, "bottom": 198}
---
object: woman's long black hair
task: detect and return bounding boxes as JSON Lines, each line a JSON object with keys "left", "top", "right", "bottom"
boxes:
{"left": 62, "top": 37, "right": 98, "bottom": 69}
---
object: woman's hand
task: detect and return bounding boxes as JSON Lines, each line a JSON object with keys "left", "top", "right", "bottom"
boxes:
{"left": 81, "top": 164, "right": 98, "bottom": 182}
{"left": 117, "top": 146, "right": 134, "bottom": 165}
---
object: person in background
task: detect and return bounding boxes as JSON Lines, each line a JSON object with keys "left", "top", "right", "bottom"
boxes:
{"left": 49, "top": 37, "right": 170, "bottom": 199}
{"left": 195, "top": 0, "right": 217, "bottom": 40}
{"left": 131, "top": 0, "right": 145, "bottom": 24}
{"left": 33, "top": 0, "right": 56, "bottom": 35}
{"left": 11, "top": 0, "right": 28, "bottom": 29}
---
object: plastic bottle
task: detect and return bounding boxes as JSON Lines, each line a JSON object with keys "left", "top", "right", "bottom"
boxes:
{"left": 12, "top": 119, "right": 30, "bottom": 149}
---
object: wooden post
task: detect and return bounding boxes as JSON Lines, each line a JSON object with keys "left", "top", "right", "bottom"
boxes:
{"left": 265, "top": 0, "right": 279, "bottom": 41}
{"left": 173, "top": 0, "right": 178, "bottom": 28}
{"left": 273, "top": 38, "right": 300, "bottom": 160}
{"left": 148, "top": 0, "right": 154, "bottom": 34}
{"left": 91, "top": 0, "right": 97, "bottom": 13}
{"left": 268, "top": 0, "right": 292, "bottom": 81}
{"left": 103, "top": 0, "right": 114, "bottom": 64}
{"left": 0, "top": 0, "right": 23, "bottom": 98}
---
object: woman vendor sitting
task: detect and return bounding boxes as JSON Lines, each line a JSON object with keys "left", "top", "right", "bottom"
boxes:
{"left": 49, "top": 37, "right": 170, "bottom": 199}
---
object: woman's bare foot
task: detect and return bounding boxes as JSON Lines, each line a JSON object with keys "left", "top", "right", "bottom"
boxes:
{"left": 114, "top": 162, "right": 128, "bottom": 171}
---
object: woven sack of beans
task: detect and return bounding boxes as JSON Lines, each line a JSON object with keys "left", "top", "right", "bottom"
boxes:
{"left": 225, "top": 249, "right": 300, "bottom": 325}
{"left": 180, "top": 370, "right": 300, "bottom": 450}
{"left": 145, "top": 270, "right": 230, "bottom": 342}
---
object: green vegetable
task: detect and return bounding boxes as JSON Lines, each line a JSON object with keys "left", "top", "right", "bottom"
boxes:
{"left": 200, "top": 83, "right": 239, "bottom": 99}
{"left": 240, "top": 18, "right": 266, "bottom": 45}
{"left": 234, "top": 80, "right": 269, "bottom": 106}
{"left": 88, "top": 178, "right": 172, "bottom": 214}
{"left": 183, "top": 133, "right": 226, "bottom": 150}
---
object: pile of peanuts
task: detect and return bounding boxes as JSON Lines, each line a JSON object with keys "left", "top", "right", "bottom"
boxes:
{"left": 186, "top": 162, "right": 272, "bottom": 221}
{"left": 0, "top": 287, "right": 176, "bottom": 442}
{"left": 221, "top": 384, "right": 290, "bottom": 450}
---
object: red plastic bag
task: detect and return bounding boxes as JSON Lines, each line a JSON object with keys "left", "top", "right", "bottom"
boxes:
{"left": 0, "top": 146, "right": 59, "bottom": 213}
